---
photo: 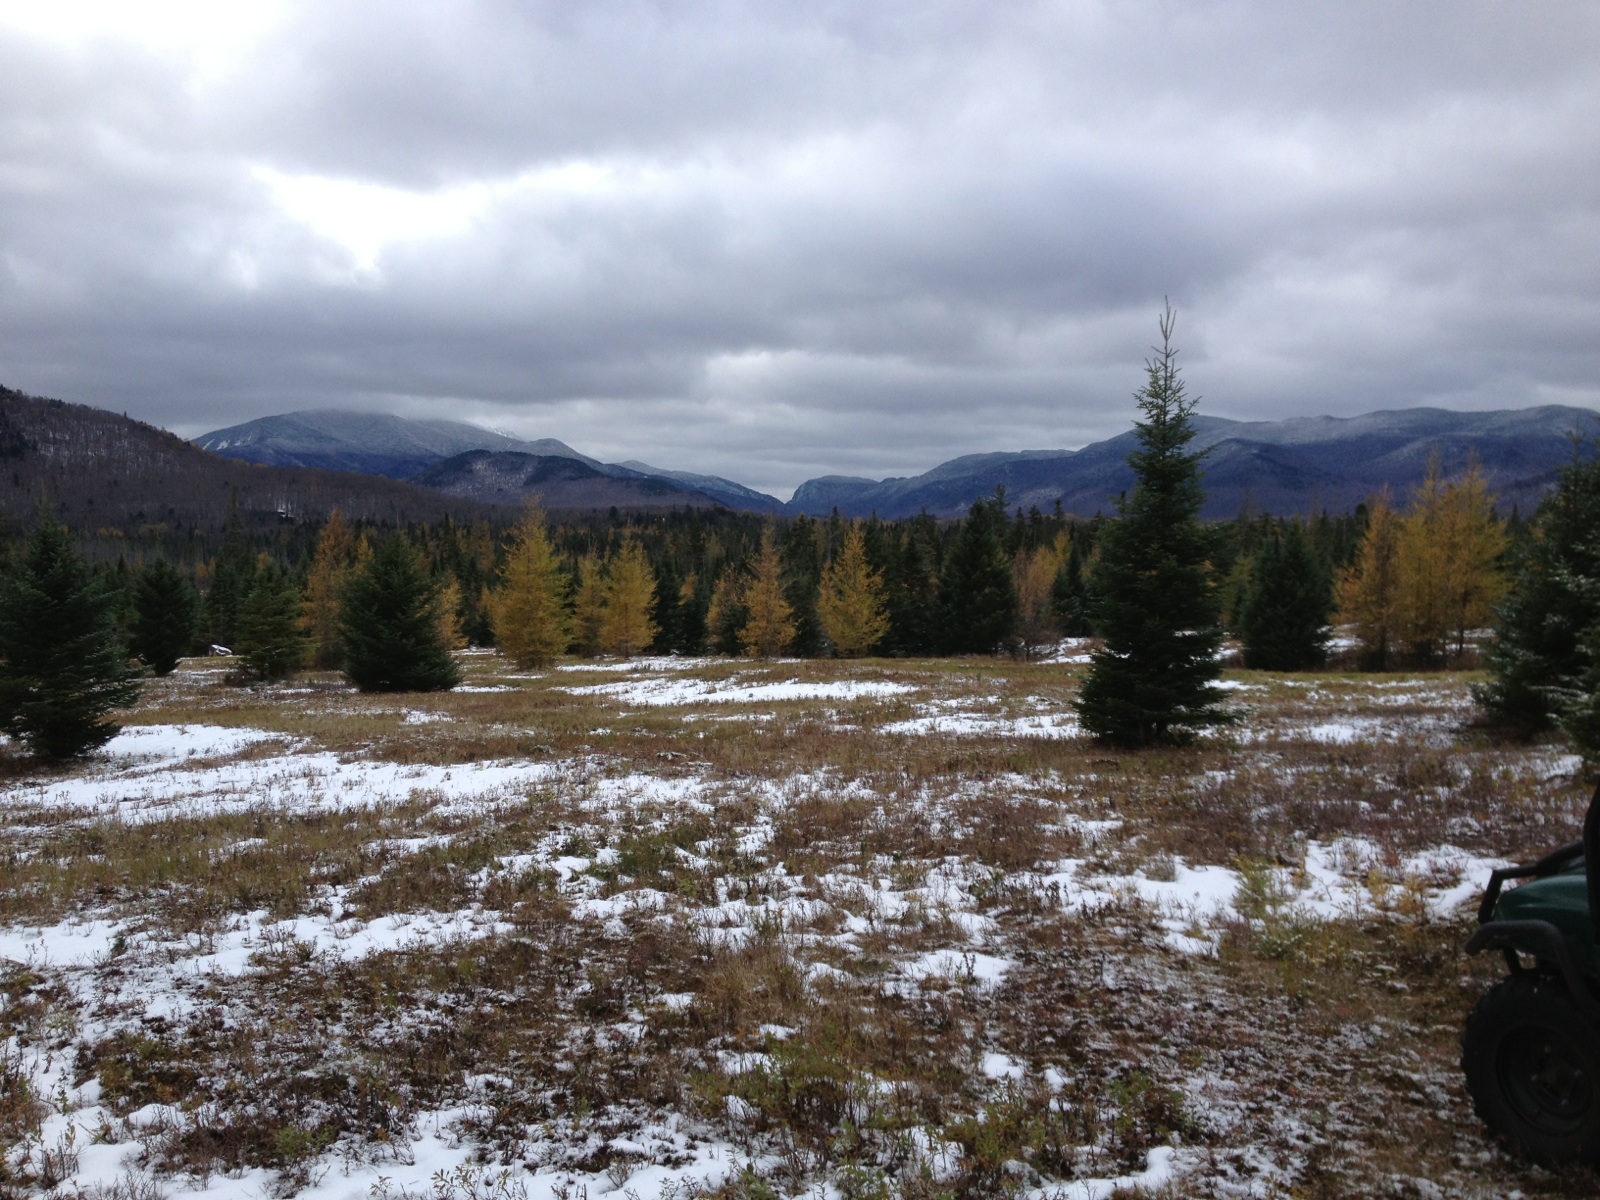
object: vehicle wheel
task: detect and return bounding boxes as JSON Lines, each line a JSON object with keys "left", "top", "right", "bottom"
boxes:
{"left": 1463, "top": 972, "right": 1600, "bottom": 1166}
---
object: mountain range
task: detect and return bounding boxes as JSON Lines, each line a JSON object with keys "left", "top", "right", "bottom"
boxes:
{"left": 199, "top": 405, "right": 1600, "bottom": 520}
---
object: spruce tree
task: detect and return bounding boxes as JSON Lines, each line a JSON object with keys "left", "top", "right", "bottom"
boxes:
{"left": 707, "top": 570, "right": 749, "bottom": 655}
{"left": 1239, "top": 523, "right": 1331, "bottom": 671}
{"left": 489, "top": 506, "right": 570, "bottom": 668}
{"left": 1474, "top": 446, "right": 1600, "bottom": 732}
{"left": 883, "top": 517, "right": 940, "bottom": 656}
{"left": 130, "top": 559, "right": 201, "bottom": 675}
{"left": 818, "top": 522, "right": 890, "bottom": 656}
{"left": 936, "top": 494, "right": 1018, "bottom": 655}
{"left": 0, "top": 512, "right": 142, "bottom": 759}
{"left": 340, "top": 534, "right": 461, "bottom": 693}
{"left": 1050, "top": 533, "right": 1093, "bottom": 637}
{"left": 1075, "top": 307, "right": 1229, "bottom": 746}
{"left": 203, "top": 493, "right": 254, "bottom": 650}
{"left": 233, "top": 562, "right": 311, "bottom": 682}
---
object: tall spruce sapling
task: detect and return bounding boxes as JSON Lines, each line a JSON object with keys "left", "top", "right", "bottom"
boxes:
{"left": 1474, "top": 444, "right": 1600, "bottom": 734}
{"left": 232, "top": 562, "right": 311, "bottom": 682}
{"left": 340, "top": 534, "right": 462, "bottom": 693}
{"left": 936, "top": 493, "right": 1018, "bottom": 655}
{"left": 1075, "top": 305, "right": 1231, "bottom": 746}
{"left": 1239, "top": 523, "right": 1332, "bottom": 671}
{"left": 0, "top": 511, "right": 142, "bottom": 759}
{"left": 131, "top": 559, "right": 201, "bottom": 675}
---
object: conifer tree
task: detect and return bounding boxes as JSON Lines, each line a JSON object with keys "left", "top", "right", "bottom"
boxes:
{"left": 817, "top": 522, "right": 890, "bottom": 656}
{"left": 937, "top": 493, "right": 1018, "bottom": 655}
{"left": 303, "top": 510, "right": 358, "bottom": 668}
{"left": 600, "top": 538, "right": 658, "bottom": 656}
{"left": 571, "top": 552, "right": 607, "bottom": 657}
{"left": 1475, "top": 446, "right": 1600, "bottom": 732}
{"left": 1075, "top": 307, "right": 1229, "bottom": 746}
{"left": 1434, "top": 461, "right": 1507, "bottom": 658}
{"left": 1336, "top": 491, "right": 1403, "bottom": 670}
{"left": 0, "top": 512, "right": 142, "bottom": 759}
{"left": 435, "top": 577, "right": 467, "bottom": 651}
{"left": 1050, "top": 532, "right": 1093, "bottom": 637}
{"left": 233, "top": 562, "right": 311, "bottom": 682}
{"left": 340, "top": 534, "right": 461, "bottom": 692}
{"left": 884, "top": 518, "right": 940, "bottom": 656}
{"left": 203, "top": 493, "right": 254, "bottom": 649}
{"left": 781, "top": 517, "right": 824, "bottom": 656}
{"left": 740, "top": 526, "right": 797, "bottom": 656}
{"left": 130, "top": 559, "right": 200, "bottom": 675}
{"left": 707, "top": 570, "right": 748, "bottom": 655}
{"left": 489, "top": 506, "right": 570, "bottom": 667}
{"left": 676, "top": 572, "right": 711, "bottom": 655}
{"left": 1239, "top": 523, "right": 1331, "bottom": 671}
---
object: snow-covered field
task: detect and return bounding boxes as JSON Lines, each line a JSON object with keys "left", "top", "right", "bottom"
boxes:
{"left": 0, "top": 655, "right": 1591, "bottom": 1199}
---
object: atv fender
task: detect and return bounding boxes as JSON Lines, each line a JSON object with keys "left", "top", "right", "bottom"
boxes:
{"left": 1466, "top": 919, "right": 1600, "bottom": 1023}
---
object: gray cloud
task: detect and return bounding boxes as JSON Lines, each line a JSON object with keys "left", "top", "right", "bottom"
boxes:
{"left": 1, "top": 1, "right": 1597, "bottom": 498}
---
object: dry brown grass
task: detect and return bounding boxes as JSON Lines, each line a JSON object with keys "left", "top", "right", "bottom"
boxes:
{"left": 0, "top": 648, "right": 1593, "bottom": 1197}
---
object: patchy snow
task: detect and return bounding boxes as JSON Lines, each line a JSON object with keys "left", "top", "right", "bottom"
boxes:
{"left": 561, "top": 676, "right": 915, "bottom": 706}
{"left": 882, "top": 711, "right": 1081, "bottom": 738}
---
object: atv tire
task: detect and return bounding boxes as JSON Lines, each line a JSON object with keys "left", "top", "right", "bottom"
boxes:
{"left": 1463, "top": 972, "right": 1600, "bottom": 1166}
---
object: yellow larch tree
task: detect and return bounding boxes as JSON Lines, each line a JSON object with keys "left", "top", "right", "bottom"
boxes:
{"left": 817, "top": 521, "right": 890, "bottom": 656}
{"left": 489, "top": 505, "right": 570, "bottom": 667}
{"left": 1335, "top": 490, "right": 1403, "bottom": 670}
{"left": 599, "top": 538, "right": 659, "bottom": 656}
{"left": 1435, "top": 461, "right": 1507, "bottom": 658}
{"left": 739, "top": 526, "right": 796, "bottom": 657}
{"left": 571, "top": 551, "right": 607, "bottom": 657}
{"left": 302, "top": 509, "right": 358, "bottom": 668}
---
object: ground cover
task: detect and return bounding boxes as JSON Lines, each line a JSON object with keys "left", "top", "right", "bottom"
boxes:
{"left": 1, "top": 649, "right": 1595, "bottom": 1198}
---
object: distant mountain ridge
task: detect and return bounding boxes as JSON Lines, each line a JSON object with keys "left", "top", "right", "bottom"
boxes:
{"left": 197, "top": 410, "right": 784, "bottom": 512}
{"left": 789, "top": 406, "right": 1600, "bottom": 519}
{"left": 195, "top": 404, "right": 1600, "bottom": 520}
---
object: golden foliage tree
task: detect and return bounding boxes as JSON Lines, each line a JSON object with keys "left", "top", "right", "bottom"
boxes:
{"left": 434, "top": 577, "right": 467, "bottom": 651}
{"left": 600, "top": 538, "right": 658, "bottom": 656}
{"left": 489, "top": 506, "right": 570, "bottom": 667}
{"left": 1336, "top": 491, "right": 1403, "bottom": 669}
{"left": 571, "top": 551, "right": 607, "bottom": 657}
{"left": 303, "top": 509, "right": 359, "bottom": 668}
{"left": 818, "top": 522, "right": 890, "bottom": 656}
{"left": 1339, "top": 462, "right": 1507, "bottom": 668}
{"left": 739, "top": 526, "right": 796, "bottom": 657}
{"left": 1013, "top": 533, "right": 1067, "bottom": 651}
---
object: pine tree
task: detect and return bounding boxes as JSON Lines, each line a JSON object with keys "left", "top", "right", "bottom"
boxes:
{"left": 600, "top": 538, "right": 659, "bottom": 656}
{"left": 937, "top": 493, "right": 1019, "bottom": 655}
{"left": 0, "top": 512, "right": 142, "bottom": 759}
{"left": 1335, "top": 491, "right": 1403, "bottom": 670}
{"left": 233, "top": 562, "right": 311, "bottom": 682}
{"left": 340, "top": 534, "right": 462, "bottom": 693}
{"left": 1075, "top": 306, "right": 1229, "bottom": 746}
{"left": 817, "top": 522, "right": 890, "bottom": 656}
{"left": 489, "top": 506, "right": 570, "bottom": 668}
{"left": 303, "top": 510, "right": 358, "bottom": 668}
{"left": 1239, "top": 523, "right": 1331, "bottom": 671}
{"left": 130, "top": 559, "right": 200, "bottom": 675}
{"left": 1474, "top": 446, "right": 1600, "bottom": 732}
{"left": 740, "top": 526, "right": 797, "bottom": 657}
{"left": 571, "top": 552, "right": 607, "bottom": 657}
{"left": 781, "top": 517, "right": 824, "bottom": 656}
{"left": 676, "top": 572, "right": 710, "bottom": 655}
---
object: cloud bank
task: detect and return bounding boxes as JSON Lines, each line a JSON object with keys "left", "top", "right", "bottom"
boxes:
{"left": 2, "top": 0, "right": 1597, "bottom": 497}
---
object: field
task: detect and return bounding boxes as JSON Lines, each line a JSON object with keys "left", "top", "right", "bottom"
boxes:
{"left": 1, "top": 648, "right": 1596, "bottom": 1199}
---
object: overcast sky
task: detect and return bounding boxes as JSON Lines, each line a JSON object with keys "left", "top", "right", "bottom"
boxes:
{"left": 2, "top": 1, "right": 1597, "bottom": 498}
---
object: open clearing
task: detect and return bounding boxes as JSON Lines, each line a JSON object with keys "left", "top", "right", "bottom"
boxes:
{"left": 2, "top": 650, "right": 1595, "bottom": 1199}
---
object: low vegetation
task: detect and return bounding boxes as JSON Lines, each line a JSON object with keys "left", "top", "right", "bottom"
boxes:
{"left": 0, "top": 647, "right": 1594, "bottom": 1198}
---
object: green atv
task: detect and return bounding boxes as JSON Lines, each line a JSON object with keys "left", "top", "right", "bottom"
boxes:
{"left": 1464, "top": 782, "right": 1600, "bottom": 1166}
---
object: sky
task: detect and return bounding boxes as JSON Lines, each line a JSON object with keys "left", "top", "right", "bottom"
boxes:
{"left": 1, "top": 1, "right": 1597, "bottom": 500}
